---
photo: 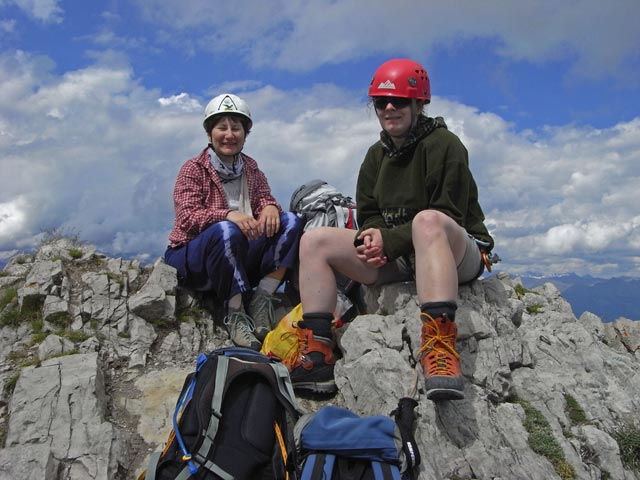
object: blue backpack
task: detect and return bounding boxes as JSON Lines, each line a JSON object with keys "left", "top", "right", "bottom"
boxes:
{"left": 296, "top": 402, "right": 420, "bottom": 480}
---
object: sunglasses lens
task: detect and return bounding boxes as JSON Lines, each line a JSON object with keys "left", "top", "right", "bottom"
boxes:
{"left": 374, "top": 97, "right": 411, "bottom": 109}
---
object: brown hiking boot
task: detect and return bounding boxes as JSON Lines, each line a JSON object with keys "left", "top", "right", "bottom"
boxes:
{"left": 417, "top": 313, "right": 464, "bottom": 401}
{"left": 289, "top": 326, "right": 337, "bottom": 395}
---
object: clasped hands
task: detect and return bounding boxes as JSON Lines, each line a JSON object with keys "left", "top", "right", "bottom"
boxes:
{"left": 227, "top": 205, "right": 280, "bottom": 240}
{"left": 354, "top": 228, "right": 388, "bottom": 268}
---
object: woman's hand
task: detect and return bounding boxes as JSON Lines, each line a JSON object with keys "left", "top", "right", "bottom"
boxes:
{"left": 258, "top": 205, "right": 281, "bottom": 238}
{"left": 355, "top": 228, "right": 388, "bottom": 268}
{"left": 226, "top": 211, "right": 261, "bottom": 240}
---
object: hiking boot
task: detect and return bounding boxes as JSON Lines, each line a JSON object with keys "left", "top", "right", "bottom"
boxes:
{"left": 224, "top": 311, "right": 261, "bottom": 351}
{"left": 417, "top": 313, "right": 464, "bottom": 401}
{"left": 289, "top": 326, "right": 337, "bottom": 395}
{"left": 247, "top": 289, "right": 281, "bottom": 342}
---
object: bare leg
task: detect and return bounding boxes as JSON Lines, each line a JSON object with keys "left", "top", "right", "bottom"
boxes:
{"left": 266, "top": 266, "right": 287, "bottom": 281}
{"left": 292, "top": 227, "right": 382, "bottom": 395}
{"left": 412, "top": 210, "right": 469, "bottom": 303}
{"left": 412, "top": 210, "right": 469, "bottom": 400}
{"left": 299, "top": 227, "right": 380, "bottom": 313}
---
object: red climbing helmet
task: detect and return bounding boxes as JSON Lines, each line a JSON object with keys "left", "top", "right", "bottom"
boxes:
{"left": 368, "top": 58, "right": 431, "bottom": 102}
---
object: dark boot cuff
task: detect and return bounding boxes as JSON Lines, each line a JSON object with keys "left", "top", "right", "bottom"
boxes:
{"left": 299, "top": 312, "right": 333, "bottom": 337}
{"left": 420, "top": 301, "right": 458, "bottom": 321}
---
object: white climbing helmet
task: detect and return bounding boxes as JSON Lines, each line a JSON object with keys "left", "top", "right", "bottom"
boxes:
{"left": 203, "top": 93, "right": 252, "bottom": 132}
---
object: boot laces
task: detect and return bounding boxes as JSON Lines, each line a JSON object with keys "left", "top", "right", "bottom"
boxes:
{"left": 250, "top": 291, "right": 281, "bottom": 329}
{"left": 224, "top": 311, "right": 256, "bottom": 343}
{"left": 291, "top": 326, "right": 312, "bottom": 369}
{"left": 417, "top": 313, "right": 460, "bottom": 374}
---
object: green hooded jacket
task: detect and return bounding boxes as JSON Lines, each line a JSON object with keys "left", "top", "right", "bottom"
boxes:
{"left": 356, "top": 115, "right": 494, "bottom": 261}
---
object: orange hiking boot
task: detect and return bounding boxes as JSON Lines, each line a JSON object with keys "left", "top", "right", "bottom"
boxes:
{"left": 417, "top": 313, "right": 464, "bottom": 400}
{"left": 289, "top": 325, "right": 337, "bottom": 396}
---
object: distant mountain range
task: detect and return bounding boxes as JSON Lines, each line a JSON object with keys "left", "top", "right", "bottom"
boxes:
{"left": 515, "top": 273, "right": 640, "bottom": 322}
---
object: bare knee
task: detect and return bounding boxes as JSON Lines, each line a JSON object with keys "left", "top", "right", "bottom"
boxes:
{"left": 300, "top": 227, "right": 339, "bottom": 258}
{"left": 413, "top": 210, "right": 448, "bottom": 241}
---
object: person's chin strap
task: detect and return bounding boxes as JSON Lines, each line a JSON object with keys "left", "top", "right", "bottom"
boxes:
{"left": 410, "top": 99, "right": 419, "bottom": 130}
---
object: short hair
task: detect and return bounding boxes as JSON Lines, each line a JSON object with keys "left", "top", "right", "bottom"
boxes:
{"left": 204, "top": 113, "right": 251, "bottom": 136}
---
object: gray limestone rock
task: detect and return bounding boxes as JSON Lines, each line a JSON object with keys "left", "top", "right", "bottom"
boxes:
{"left": 1, "top": 243, "right": 639, "bottom": 480}
{"left": 37, "top": 334, "right": 75, "bottom": 360}
{"left": 2, "top": 353, "right": 125, "bottom": 479}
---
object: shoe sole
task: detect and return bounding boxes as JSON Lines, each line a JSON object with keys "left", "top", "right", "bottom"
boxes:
{"left": 426, "top": 387, "right": 465, "bottom": 401}
{"left": 424, "top": 376, "right": 464, "bottom": 401}
{"left": 292, "top": 380, "right": 337, "bottom": 395}
{"left": 230, "top": 339, "right": 262, "bottom": 351}
{"left": 254, "top": 326, "right": 269, "bottom": 342}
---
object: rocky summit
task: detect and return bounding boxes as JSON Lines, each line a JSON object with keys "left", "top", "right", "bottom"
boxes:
{"left": 0, "top": 239, "right": 639, "bottom": 480}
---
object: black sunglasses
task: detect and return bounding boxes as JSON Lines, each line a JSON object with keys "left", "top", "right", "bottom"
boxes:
{"left": 372, "top": 97, "right": 412, "bottom": 110}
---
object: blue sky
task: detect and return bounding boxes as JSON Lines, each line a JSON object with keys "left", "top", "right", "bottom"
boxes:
{"left": 0, "top": 0, "right": 639, "bottom": 278}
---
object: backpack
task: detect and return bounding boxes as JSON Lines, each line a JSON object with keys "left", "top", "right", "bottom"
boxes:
{"left": 295, "top": 400, "right": 421, "bottom": 480}
{"left": 140, "top": 346, "right": 300, "bottom": 480}
{"left": 289, "top": 180, "right": 358, "bottom": 231}
{"left": 288, "top": 180, "right": 361, "bottom": 319}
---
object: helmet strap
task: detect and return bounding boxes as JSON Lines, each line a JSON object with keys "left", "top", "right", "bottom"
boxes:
{"left": 410, "top": 99, "right": 419, "bottom": 130}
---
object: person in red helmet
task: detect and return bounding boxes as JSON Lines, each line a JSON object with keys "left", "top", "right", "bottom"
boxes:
{"left": 290, "top": 59, "right": 494, "bottom": 401}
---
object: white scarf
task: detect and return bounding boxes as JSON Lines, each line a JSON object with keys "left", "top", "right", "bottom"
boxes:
{"left": 210, "top": 148, "right": 253, "bottom": 216}
{"left": 210, "top": 148, "right": 243, "bottom": 182}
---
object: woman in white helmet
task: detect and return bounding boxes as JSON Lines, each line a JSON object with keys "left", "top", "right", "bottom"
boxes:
{"left": 165, "top": 93, "right": 304, "bottom": 350}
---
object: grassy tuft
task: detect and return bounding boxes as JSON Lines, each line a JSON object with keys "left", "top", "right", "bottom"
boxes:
{"left": 176, "top": 306, "right": 204, "bottom": 323}
{"left": 526, "top": 304, "right": 544, "bottom": 315}
{"left": 61, "top": 330, "right": 91, "bottom": 342}
{"left": 515, "top": 283, "right": 536, "bottom": 299}
{"left": 0, "top": 308, "right": 20, "bottom": 327}
{"left": 46, "top": 311, "right": 72, "bottom": 329}
{"left": 106, "top": 272, "right": 124, "bottom": 286}
{"left": 3, "top": 372, "right": 20, "bottom": 397}
{"left": 564, "top": 394, "right": 588, "bottom": 425}
{"left": 516, "top": 398, "right": 576, "bottom": 480}
{"left": 21, "top": 296, "right": 44, "bottom": 321}
{"left": 0, "top": 287, "right": 17, "bottom": 310}
{"left": 48, "top": 350, "right": 79, "bottom": 360}
{"left": 612, "top": 425, "right": 640, "bottom": 471}
{"left": 31, "top": 332, "right": 49, "bottom": 344}
{"left": 31, "top": 318, "right": 44, "bottom": 333}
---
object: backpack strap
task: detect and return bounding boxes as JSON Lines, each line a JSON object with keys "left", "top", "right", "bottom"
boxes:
{"left": 173, "top": 355, "right": 234, "bottom": 480}
{"left": 301, "top": 455, "right": 401, "bottom": 480}
{"left": 174, "top": 353, "right": 298, "bottom": 480}
{"left": 300, "top": 453, "right": 335, "bottom": 480}
{"left": 142, "top": 451, "right": 161, "bottom": 480}
{"left": 269, "top": 361, "right": 299, "bottom": 412}
{"left": 332, "top": 203, "right": 348, "bottom": 229}
{"left": 175, "top": 460, "right": 233, "bottom": 480}
{"left": 371, "top": 460, "right": 402, "bottom": 480}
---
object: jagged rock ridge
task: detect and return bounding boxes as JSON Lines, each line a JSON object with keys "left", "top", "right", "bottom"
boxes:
{"left": 0, "top": 239, "right": 638, "bottom": 479}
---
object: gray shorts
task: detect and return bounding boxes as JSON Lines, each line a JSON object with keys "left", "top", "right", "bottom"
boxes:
{"left": 374, "top": 234, "right": 483, "bottom": 286}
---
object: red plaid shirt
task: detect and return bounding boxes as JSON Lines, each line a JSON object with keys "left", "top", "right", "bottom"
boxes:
{"left": 168, "top": 148, "right": 281, "bottom": 247}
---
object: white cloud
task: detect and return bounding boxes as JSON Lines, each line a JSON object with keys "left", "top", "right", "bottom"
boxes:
{"left": 0, "top": 197, "right": 27, "bottom": 243}
{"left": 0, "top": 18, "right": 16, "bottom": 33}
{"left": 6, "top": 0, "right": 63, "bottom": 23}
{"left": 158, "top": 93, "right": 202, "bottom": 112}
{"left": 132, "top": 0, "right": 640, "bottom": 79}
{"left": 0, "top": 50, "right": 639, "bottom": 276}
